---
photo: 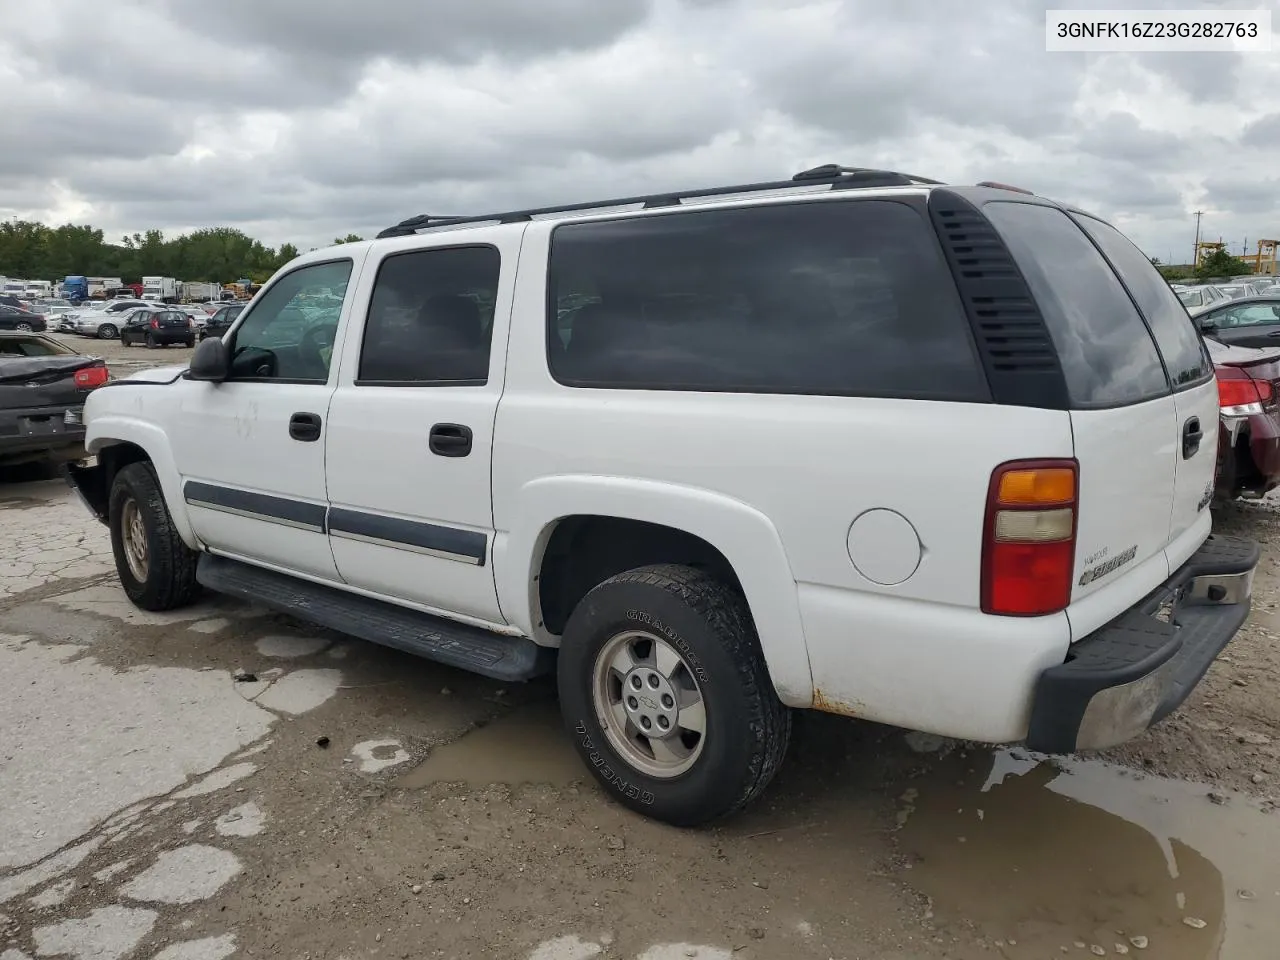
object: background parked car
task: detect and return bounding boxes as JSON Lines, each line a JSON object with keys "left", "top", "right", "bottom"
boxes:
{"left": 120, "top": 308, "right": 196, "bottom": 348}
{"left": 70, "top": 300, "right": 165, "bottom": 339}
{"left": 199, "top": 302, "right": 244, "bottom": 340}
{"left": 0, "top": 303, "right": 47, "bottom": 332}
{"left": 0, "top": 331, "right": 108, "bottom": 470}
{"left": 1191, "top": 296, "right": 1280, "bottom": 347}
{"left": 29, "top": 299, "right": 74, "bottom": 317}
{"left": 1206, "top": 336, "right": 1280, "bottom": 500}
{"left": 1176, "top": 285, "right": 1230, "bottom": 309}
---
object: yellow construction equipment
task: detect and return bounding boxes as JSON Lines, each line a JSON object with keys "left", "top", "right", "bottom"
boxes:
{"left": 1195, "top": 239, "right": 1280, "bottom": 275}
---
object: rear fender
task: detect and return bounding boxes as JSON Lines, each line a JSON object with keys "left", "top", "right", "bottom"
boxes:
{"left": 496, "top": 475, "right": 814, "bottom": 707}
{"left": 87, "top": 416, "right": 198, "bottom": 548}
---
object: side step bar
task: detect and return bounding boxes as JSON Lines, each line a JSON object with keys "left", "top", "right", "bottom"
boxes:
{"left": 197, "top": 554, "right": 555, "bottom": 682}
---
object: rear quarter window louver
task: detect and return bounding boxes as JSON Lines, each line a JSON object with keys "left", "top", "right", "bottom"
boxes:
{"left": 929, "top": 191, "right": 1070, "bottom": 410}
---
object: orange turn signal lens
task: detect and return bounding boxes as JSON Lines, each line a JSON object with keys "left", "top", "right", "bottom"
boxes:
{"left": 996, "top": 468, "right": 1075, "bottom": 507}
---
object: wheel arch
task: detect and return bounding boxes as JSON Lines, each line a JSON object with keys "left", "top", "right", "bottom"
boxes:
{"left": 495, "top": 475, "right": 813, "bottom": 707}
{"left": 87, "top": 418, "right": 198, "bottom": 548}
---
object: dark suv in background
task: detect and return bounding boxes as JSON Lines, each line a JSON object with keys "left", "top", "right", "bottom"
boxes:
{"left": 121, "top": 309, "right": 196, "bottom": 348}
{"left": 200, "top": 303, "right": 244, "bottom": 341}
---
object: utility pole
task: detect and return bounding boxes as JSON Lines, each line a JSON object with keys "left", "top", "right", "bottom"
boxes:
{"left": 1193, "top": 210, "right": 1204, "bottom": 267}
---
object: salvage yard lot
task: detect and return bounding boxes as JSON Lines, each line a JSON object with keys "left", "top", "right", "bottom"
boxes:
{"left": 2, "top": 357, "right": 1280, "bottom": 960}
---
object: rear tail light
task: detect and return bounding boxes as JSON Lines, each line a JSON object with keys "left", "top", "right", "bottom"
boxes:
{"left": 981, "top": 459, "right": 1078, "bottom": 617}
{"left": 150, "top": 319, "right": 159, "bottom": 329}
{"left": 74, "top": 365, "right": 109, "bottom": 389}
{"left": 1216, "top": 365, "right": 1271, "bottom": 415}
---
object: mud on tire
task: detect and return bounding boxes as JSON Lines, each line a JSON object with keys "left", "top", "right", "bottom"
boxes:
{"left": 557, "top": 563, "right": 791, "bottom": 827}
{"left": 108, "top": 461, "right": 201, "bottom": 611}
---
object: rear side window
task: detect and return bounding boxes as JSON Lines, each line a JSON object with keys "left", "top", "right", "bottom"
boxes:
{"left": 1073, "top": 214, "right": 1213, "bottom": 388}
{"left": 546, "top": 199, "right": 988, "bottom": 400}
{"left": 358, "top": 246, "right": 499, "bottom": 385}
{"left": 983, "top": 202, "right": 1168, "bottom": 408}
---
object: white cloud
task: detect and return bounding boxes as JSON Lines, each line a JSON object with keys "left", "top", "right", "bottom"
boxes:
{"left": 0, "top": 0, "right": 1278, "bottom": 263}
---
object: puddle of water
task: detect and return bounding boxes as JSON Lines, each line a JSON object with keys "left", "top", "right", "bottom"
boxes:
{"left": 898, "top": 749, "right": 1280, "bottom": 959}
{"left": 397, "top": 700, "right": 584, "bottom": 789}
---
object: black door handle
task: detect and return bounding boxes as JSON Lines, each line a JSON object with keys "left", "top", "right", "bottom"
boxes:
{"left": 1182, "top": 416, "right": 1202, "bottom": 459}
{"left": 289, "top": 412, "right": 322, "bottom": 442}
{"left": 429, "top": 423, "right": 472, "bottom": 457}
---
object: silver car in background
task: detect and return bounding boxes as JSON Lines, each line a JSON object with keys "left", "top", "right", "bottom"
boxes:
{"left": 69, "top": 300, "right": 164, "bottom": 339}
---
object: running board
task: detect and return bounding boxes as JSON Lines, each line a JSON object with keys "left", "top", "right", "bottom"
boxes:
{"left": 196, "top": 554, "right": 554, "bottom": 682}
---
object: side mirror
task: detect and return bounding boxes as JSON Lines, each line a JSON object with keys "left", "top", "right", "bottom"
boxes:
{"left": 1198, "top": 317, "right": 1217, "bottom": 332}
{"left": 187, "top": 336, "right": 229, "bottom": 382}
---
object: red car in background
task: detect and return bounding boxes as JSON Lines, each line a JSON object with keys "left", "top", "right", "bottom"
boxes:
{"left": 1207, "top": 336, "right": 1280, "bottom": 501}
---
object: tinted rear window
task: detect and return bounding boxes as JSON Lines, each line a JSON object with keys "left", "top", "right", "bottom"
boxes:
{"left": 546, "top": 199, "right": 988, "bottom": 400}
{"left": 1073, "top": 214, "right": 1212, "bottom": 389}
{"left": 983, "top": 201, "right": 1168, "bottom": 408}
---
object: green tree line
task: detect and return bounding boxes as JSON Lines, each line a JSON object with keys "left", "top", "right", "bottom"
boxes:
{"left": 0, "top": 220, "right": 318, "bottom": 285}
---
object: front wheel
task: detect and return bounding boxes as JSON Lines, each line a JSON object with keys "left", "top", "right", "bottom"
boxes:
{"left": 15, "top": 321, "right": 33, "bottom": 332}
{"left": 558, "top": 564, "right": 791, "bottom": 827}
{"left": 108, "top": 462, "right": 201, "bottom": 611}
{"left": 99, "top": 324, "right": 118, "bottom": 339}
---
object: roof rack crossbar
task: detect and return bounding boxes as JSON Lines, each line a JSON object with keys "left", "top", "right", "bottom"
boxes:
{"left": 374, "top": 164, "right": 941, "bottom": 239}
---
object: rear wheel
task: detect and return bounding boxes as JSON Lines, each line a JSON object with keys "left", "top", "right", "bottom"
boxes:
{"left": 185, "top": 337, "right": 195, "bottom": 348}
{"left": 557, "top": 564, "right": 791, "bottom": 827}
{"left": 108, "top": 462, "right": 200, "bottom": 611}
{"left": 146, "top": 333, "right": 157, "bottom": 349}
{"left": 99, "top": 324, "right": 118, "bottom": 339}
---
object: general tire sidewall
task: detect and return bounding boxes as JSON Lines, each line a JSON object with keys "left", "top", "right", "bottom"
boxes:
{"left": 100, "top": 325, "right": 117, "bottom": 339}
{"left": 559, "top": 578, "right": 759, "bottom": 825}
{"left": 108, "top": 465, "right": 171, "bottom": 606}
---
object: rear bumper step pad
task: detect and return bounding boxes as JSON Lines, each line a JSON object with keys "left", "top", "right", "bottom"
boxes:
{"left": 1026, "top": 534, "right": 1259, "bottom": 754}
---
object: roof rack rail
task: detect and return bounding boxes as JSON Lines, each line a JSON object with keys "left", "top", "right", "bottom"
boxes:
{"left": 375, "top": 164, "right": 943, "bottom": 238}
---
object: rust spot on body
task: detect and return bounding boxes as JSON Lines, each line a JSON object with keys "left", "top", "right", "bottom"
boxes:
{"left": 812, "top": 688, "right": 865, "bottom": 718}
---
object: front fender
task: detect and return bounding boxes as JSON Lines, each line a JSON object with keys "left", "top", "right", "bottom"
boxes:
{"left": 87, "top": 415, "right": 198, "bottom": 549}
{"left": 495, "top": 475, "right": 813, "bottom": 707}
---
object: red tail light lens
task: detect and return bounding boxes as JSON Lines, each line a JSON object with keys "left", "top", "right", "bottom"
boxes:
{"left": 74, "top": 365, "right": 109, "bottom": 389}
{"left": 1216, "top": 365, "right": 1269, "bottom": 415}
{"left": 150, "top": 319, "right": 159, "bottom": 329}
{"left": 981, "top": 459, "right": 1078, "bottom": 617}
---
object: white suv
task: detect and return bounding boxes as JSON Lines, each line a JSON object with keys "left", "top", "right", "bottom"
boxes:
{"left": 66, "top": 165, "right": 1258, "bottom": 826}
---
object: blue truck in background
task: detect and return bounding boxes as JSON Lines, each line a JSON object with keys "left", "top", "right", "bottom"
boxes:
{"left": 61, "top": 276, "right": 89, "bottom": 303}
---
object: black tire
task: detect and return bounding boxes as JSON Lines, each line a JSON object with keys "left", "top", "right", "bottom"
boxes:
{"left": 558, "top": 563, "right": 791, "bottom": 827}
{"left": 185, "top": 338, "right": 195, "bottom": 348}
{"left": 108, "top": 462, "right": 201, "bottom": 611}
{"left": 146, "top": 333, "right": 157, "bottom": 349}
{"left": 121, "top": 335, "right": 130, "bottom": 347}
{"left": 99, "top": 324, "right": 118, "bottom": 339}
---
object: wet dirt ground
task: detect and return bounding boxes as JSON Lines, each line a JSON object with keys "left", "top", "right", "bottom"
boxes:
{"left": 48, "top": 331, "right": 196, "bottom": 377}
{"left": 2, "top": 374, "right": 1279, "bottom": 958}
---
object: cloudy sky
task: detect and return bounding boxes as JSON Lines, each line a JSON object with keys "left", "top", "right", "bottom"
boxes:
{"left": 1, "top": 0, "right": 1278, "bottom": 262}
